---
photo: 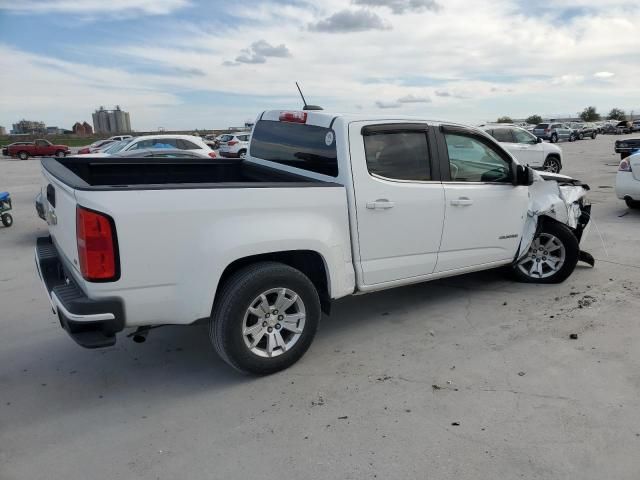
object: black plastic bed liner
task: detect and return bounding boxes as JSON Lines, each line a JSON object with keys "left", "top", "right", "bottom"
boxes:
{"left": 41, "top": 157, "right": 340, "bottom": 191}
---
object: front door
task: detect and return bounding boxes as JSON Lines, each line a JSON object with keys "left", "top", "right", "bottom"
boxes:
{"left": 511, "top": 128, "right": 545, "bottom": 168}
{"left": 349, "top": 122, "right": 445, "bottom": 286}
{"left": 435, "top": 127, "right": 529, "bottom": 273}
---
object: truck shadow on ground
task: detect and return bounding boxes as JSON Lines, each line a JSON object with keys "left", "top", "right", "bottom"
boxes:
{"left": 0, "top": 268, "right": 539, "bottom": 431}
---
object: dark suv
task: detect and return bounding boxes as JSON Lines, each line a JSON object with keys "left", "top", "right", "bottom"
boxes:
{"left": 569, "top": 123, "right": 597, "bottom": 140}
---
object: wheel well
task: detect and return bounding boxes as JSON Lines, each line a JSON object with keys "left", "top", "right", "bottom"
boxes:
{"left": 545, "top": 153, "right": 561, "bottom": 164}
{"left": 214, "top": 250, "right": 331, "bottom": 314}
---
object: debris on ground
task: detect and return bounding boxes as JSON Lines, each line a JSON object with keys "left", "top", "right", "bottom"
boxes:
{"left": 570, "top": 333, "right": 579, "bottom": 340}
{"left": 518, "top": 371, "right": 526, "bottom": 376}
{"left": 429, "top": 330, "right": 435, "bottom": 337}
{"left": 451, "top": 422, "right": 460, "bottom": 426}
{"left": 338, "top": 416, "right": 348, "bottom": 420}
{"left": 311, "top": 394, "right": 325, "bottom": 407}
{"left": 578, "top": 295, "right": 597, "bottom": 308}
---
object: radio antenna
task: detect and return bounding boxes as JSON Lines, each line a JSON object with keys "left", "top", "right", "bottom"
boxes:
{"left": 296, "top": 82, "right": 308, "bottom": 107}
{"left": 295, "top": 82, "right": 323, "bottom": 111}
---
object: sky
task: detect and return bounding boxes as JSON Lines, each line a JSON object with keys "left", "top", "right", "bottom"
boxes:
{"left": 0, "top": 0, "right": 639, "bottom": 131}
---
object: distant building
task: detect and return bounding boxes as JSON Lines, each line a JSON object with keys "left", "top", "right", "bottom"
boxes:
{"left": 12, "top": 119, "right": 46, "bottom": 135}
{"left": 72, "top": 121, "right": 94, "bottom": 136}
{"left": 46, "top": 126, "right": 63, "bottom": 135}
{"left": 92, "top": 106, "right": 131, "bottom": 134}
{"left": 0, "top": 126, "right": 6, "bottom": 135}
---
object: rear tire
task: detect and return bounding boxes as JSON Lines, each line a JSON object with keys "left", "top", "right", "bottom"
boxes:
{"left": 1, "top": 213, "right": 13, "bottom": 227}
{"left": 238, "top": 149, "right": 247, "bottom": 160}
{"left": 209, "top": 262, "right": 321, "bottom": 375}
{"left": 512, "top": 221, "right": 579, "bottom": 284}
{"left": 55, "top": 150, "right": 65, "bottom": 158}
{"left": 550, "top": 133, "right": 558, "bottom": 143}
{"left": 625, "top": 198, "right": 640, "bottom": 209}
{"left": 18, "top": 151, "right": 29, "bottom": 160}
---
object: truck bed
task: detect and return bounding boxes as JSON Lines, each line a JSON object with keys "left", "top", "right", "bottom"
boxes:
{"left": 42, "top": 157, "right": 336, "bottom": 190}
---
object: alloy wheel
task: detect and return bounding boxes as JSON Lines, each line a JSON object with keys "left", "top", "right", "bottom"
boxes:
{"left": 517, "top": 233, "right": 566, "bottom": 279}
{"left": 242, "top": 288, "right": 306, "bottom": 358}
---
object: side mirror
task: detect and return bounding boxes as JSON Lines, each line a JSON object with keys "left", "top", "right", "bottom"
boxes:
{"left": 515, "top": 164, "right": 534, "bottom": 186}
{"left": 537, "top": 137, "right": 542, "bottom": 143}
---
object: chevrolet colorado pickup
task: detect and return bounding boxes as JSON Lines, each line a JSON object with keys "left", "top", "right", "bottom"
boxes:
{"left": 6, "top": 139, "right": 70, "bottom": 160}
{"left": 35, "top": 110, "right": 592, "bottom": 374}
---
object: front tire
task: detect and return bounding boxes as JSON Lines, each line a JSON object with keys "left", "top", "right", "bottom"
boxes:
{"left": 1, "top": 213, "right": 13, "bottom": 227}
{"left": 210, "top": 262, "right": 321, "bottom": 375}
{"left": 625, "top": 198, "right": 640, "bottom": 209}
{"left": 591, "top": 132, "right": 597, "bottom": 139}
{"left": 512, "top": 222, "right": 579, "bottom": 284}
{"left": 543, "top": 156, "right": 561, "bottom": 173}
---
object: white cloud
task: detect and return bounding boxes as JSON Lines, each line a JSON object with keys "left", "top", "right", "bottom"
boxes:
{"left": 376, "top": 100, "right": 401, "bottom": 108}
{"left": 594, "top": 71, "right": 615, "bottom": 78}
{"left": 0, "top": 0, "right": 190, "bottom": 15}
{"left": 2, "top": 0, "right": 640, "bottom": 129}
{"left": 308, "top": 9, "right": 391, "bottom": 32}
{"left": 397, "top": 94, "right": 431, "bottom": 103}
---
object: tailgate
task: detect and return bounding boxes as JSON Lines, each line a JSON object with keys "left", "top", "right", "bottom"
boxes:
{"left": 42, "top": 168, "right": 81, "bottom": 275}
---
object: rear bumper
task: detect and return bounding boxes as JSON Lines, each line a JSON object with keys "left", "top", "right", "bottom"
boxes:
{"left": 616, "top": 171, "right": 640, "bottom": 200}
{"left": 35, "top": 236, "right": 125, "bottom": 348}
{"left": 218, "top": 151, "right": 241, "bottom": 158}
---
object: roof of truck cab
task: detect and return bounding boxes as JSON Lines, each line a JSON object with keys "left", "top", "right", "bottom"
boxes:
{"left": 259, "top": 110, "right": 471, "bottom": 130}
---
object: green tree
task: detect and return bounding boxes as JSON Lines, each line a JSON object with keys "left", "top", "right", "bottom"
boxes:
{"left": 496, "top": 116, "right": 513, "bottom": 123}
{"left": 525, "top": 114, "right": 542, "bottom": 125}
{"left": 608, "top": 108, "right": 626, "bottom": 121}
{"left": 580, "top": 106, "right": 600, "bottom": 122}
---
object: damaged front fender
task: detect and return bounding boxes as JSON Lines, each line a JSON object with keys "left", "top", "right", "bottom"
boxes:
{"left": 517, "top": 171, "right": 592, "bottom": 262}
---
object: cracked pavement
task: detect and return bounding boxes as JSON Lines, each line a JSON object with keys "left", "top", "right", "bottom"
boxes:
{"left": 1, "top": 135, "right": 640, "bottom": 479}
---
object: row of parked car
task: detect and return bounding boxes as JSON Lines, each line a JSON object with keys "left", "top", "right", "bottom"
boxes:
{"left": 1, "top": 132, "right": 252, "bottom": 160}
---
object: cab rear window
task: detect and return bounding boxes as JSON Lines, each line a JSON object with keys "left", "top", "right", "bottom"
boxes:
{"left": 250, "top": 120, "right": 338, "bottom": 177}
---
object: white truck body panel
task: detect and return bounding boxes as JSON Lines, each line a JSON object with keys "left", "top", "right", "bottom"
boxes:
{"left": 37, "top": 110, "right": 591, "bottom": 335}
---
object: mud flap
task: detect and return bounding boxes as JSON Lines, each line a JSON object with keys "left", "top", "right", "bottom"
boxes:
{"left": 578, "top": 250, "right": 595, "bottom": 267}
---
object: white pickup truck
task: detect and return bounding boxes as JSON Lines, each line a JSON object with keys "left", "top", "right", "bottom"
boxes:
{"left": 35, "top": 110, "right": 593, "bottom": 374}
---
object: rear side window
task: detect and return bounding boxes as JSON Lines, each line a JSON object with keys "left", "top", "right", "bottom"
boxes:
{"left": 363, "top": 132, "right": 431, "bottom": 181}
{"left": 536, "top": 123, "right": 549, "bottom": 129}
{"left": 250, "top": 120, "right": 338, "bottom": 177}
{"left": 490, "top": 129, "right": 514, "bottom": 143}
{"left": 177, "top": 139, "right": 200, "bottom": 150}
{"left": 237, "top": 135, "right": 250, "bottom": 142}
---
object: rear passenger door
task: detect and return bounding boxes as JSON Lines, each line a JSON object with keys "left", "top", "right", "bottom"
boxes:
{"left": 349, "top": 123, "right": 445, "bottom": 286}
{"left": 435, "top": 126, "right": 529, "bottom": 272}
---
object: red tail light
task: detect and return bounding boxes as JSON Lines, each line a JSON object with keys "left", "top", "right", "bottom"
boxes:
{"left": 227, "top": 140, "right": 238, "bottom": 146}
{"left": 76, "top": 206, "right": 119, "bottom": 281}
{"left": 544, "top": 128, "right": 550, "bottom": 133}
{"left": 208, "top": 151, "right": 217, "bottom": 158}
{"left": 279, "top": 111, "right": 307, "bottom": 123}
{"left": 78, "top": 147, "right": 90, "bottom": 154}
{"left": 619, "top": 159, "right": 632, "bottom": 172}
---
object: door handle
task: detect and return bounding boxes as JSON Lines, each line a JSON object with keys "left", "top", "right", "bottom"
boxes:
{"left": 450, "top": 197, "right": 473, "bottom": 206}
{"left": 366, "top": 199, "right": 395, "bottom": 210}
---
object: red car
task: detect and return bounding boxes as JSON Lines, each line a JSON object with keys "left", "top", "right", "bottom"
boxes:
{"left": 6, "top": 139, "right": 70, "bottom": 160}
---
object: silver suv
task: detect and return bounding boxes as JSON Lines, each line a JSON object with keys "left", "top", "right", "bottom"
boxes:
{"left": 533, "top": 123, "right": 576, "bottom": 143}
